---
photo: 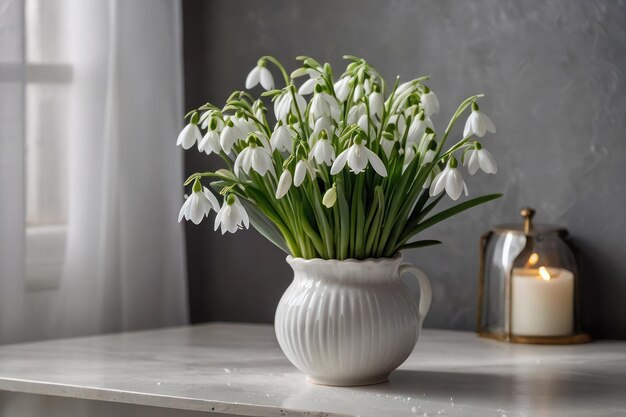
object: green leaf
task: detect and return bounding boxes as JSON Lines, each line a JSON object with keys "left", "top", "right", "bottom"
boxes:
{"left": 399, "top": 240, "right": 442, "bottom": 250}
{"left": 401, "top": 193, "right": 502, "bottom": 242}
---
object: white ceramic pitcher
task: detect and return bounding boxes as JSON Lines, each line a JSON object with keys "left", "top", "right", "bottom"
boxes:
{"left": 275, "top": 254, "right": 432, "bottom": 386}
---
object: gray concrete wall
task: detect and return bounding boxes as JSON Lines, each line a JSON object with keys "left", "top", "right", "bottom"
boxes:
{"left": 182, "top": 0, "right": 626, "bottom": 338}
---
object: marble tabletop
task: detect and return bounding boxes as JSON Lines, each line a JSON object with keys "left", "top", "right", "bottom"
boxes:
{"left": 0, "top": 323, "right": 625, "bottom": 417}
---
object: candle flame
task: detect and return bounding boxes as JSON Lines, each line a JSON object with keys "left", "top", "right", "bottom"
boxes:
{"left": 527, "top": 253, "right": 540, "bottom": 267}
{"left": 539, "top": 266, "right": 551, "bottom": 281}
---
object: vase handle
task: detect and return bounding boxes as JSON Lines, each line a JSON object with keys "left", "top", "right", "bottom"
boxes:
{"left": 399, "top": 264, "right": 432, "bottom": 324}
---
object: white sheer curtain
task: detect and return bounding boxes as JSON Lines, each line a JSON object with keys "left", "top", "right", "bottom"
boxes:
{"left": 0, "top": 0, "right": 188, "bottom": 345}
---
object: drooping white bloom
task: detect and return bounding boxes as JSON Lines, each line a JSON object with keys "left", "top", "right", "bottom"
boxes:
{"left": 406, "top": 114, "right": 434, "bottom": 145}
{"left": 347, "top": 103, "right": 367, "bottom": 125}
{"left": 274, "top": 91, "right": 307, "bottom": 122}
{"left": 245, "top": 63, "right": 274, "bottom": 90}
{"left": 310, "top": 92, "right": 340, "bottom": 121}
{"left": 465, "top": 145, "right": 497, "bottom": 175}
{"left": 331, "top": 140, "right": 388, "bottom": 176}
{"left": 176, "top": 122, "right": 202, "bottom": 150}
{"left": 322, "top": 184, "right": 337, "bottom": 208}
{"left": 214, "top": 195, "right": 250, "bottom": 234}
{"left": 294, "top": 159, "right": 316, "bottom": 187}
{"left": 198, "top": 130, "right": 222, "bottom": 155}
{"left": 463, "top": 105, "right": 496, "bottom": 138}
{"left": 275, "top": 169, "right": 292, "bottom": 199}
{"left": 219, "top": 121, "right": 245, "bottom": 154}
{"left": 178, "top": 185, "right": 220, "bottom": 225}
{"left": 334, "top": 76, "right": 352, "bottom": 102}
{"left": 369, "top": 91, "right": 384, "bottom": 119}
{"left": 421, "top": 90, "right": 440, "bottom": 116}
{"left": 429, "top": 159, "right": 468, "bottom": 200}
{"left": 270, "top": 125, "right": 293, "bottom": 152}
{"left": 310, "top": 138, "right": 335, "bottom": 166}
{"left": 233, "top": 143, "right": 274, "bottom": 177}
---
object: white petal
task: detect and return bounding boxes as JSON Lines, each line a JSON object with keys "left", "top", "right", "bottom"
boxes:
{"left": 236, "top": 202, "right": 249, "bottom": 229}
{"left": 178, "top": 197, "right": 191, "bottom": 222}
{"left": 347, "top": 145, "right": 368, "bottom": 173}
{"left": 203, "top": 187, "right": 220, "bottom": 212}
{"left": 467, "top": 150, "right": 480, "bottom": 175}
{"left": 463, "top": 113, "right": 474, "bottom": 138}
{"left": 299, "top": 77, "right": 317, "bottom": 95}
{"left": 429, "top": 169, "right": 448, "bottom": 197}
{"left": 259, "top": 67, "right": 274, "bottom": 90}
{"left": 365, "top": 148, "right": 388, "bottom": 177}
{"left": 478, "top": 149, "right": 498, "bottom": 174}
{"left": 445, "top": 169, "right": 464, "bottom": 200}
{"left": 214, "top": 206, "right": 224, "bottom": 231}
{"left": 245, "top": 66, "right": 261, "bottom": 89}
{"left": 473, "top": 113, "right": 486, "bottom": 137}
{"left": 330, "top": 149, "right": 350, "bottom": 175}
{"left": 482, "top": 113, "right": 496, "bottom": 134}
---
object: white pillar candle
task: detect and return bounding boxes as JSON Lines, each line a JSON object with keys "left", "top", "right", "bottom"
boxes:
{"left": 511, "top": 267, "right": 574, "bottom": 336}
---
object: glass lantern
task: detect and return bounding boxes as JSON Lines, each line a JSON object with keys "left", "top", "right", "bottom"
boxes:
{"left": 477, "top": 207, "right": 590, "bottom": 344}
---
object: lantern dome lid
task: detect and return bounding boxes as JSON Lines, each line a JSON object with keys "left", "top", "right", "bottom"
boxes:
{"left": 491, "top": 207, "right": 568, "bottom": 237}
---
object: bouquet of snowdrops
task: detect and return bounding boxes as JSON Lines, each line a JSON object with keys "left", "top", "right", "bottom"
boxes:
{"left": 177, "top": 55, "right": 501, "bottom": 260}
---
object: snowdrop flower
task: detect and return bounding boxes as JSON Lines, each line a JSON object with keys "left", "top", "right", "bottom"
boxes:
{"left": 429, "top": 157, "right": 468, "bottom": 201}
{"left": 464, "top": 143, "right": 497, "bottom": 175}
{"left": 214, "top": 194, "right": 249, "bottom": 234}
{"left": 331, "top": 137, "right": 387, "bottom": 176}
{"left": 369, "top": 90, "right": 384, "bottom": 119}
{"left": 406, "top": 113, "right": 434, "bottom": 145}
{"left": 198, "top": 130, "right": 221, "bottom": 155}
{"left": 270, "top": 124, "right": 293, "bottom": 152}
{"left": 219, "top": 121, "right": 243, "bottom": 154}
{"left": 234, "top": 141, "right": 274, "bottom": 177}
{"left": 334, "top": 76, "right": 352, "bottom": 102}
{"left": 275, "top": 169, "right": 292, "bottom": 199}
{"left": 176, "top": 115, "right": 202, "bottom": 150}
{"left": 322, "top": 184, "right": 337, "bottom": 208}
{"left": 421, "top": 89, "right": 440, "bottom": 116}
{"left": 310, "top": 136, "right": 335, "bottom": 166}
{"left": 463, "top": 103, "right": 496, "bottom": 138}
{"left": 310, "top": 91, "right": 340, "bottom": 122}
{"left": 347, "top": 103, "right": 367, "bottom": 125}
{"left": 198, "top": 117, "right": 223, "bottom": 154}
{"left": 178, "top": 180, "right": 219, "bottom": 225}
{"left": 245, "top": 60, "right": 274, "bottom": 91}
{"left": 274, "top": 91, "right": 307, "bottom": 122}
{"left": 294, "top": 159, "right": 316, "bottom": 187}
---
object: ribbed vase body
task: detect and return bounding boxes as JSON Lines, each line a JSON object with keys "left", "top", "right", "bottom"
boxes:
{"left": 275, "top": 256, "right": 422, "bottom": 386}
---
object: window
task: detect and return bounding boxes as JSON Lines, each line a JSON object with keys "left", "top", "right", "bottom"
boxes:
{"left": 24, "top": 0, "right": 72, "bottom": 290}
